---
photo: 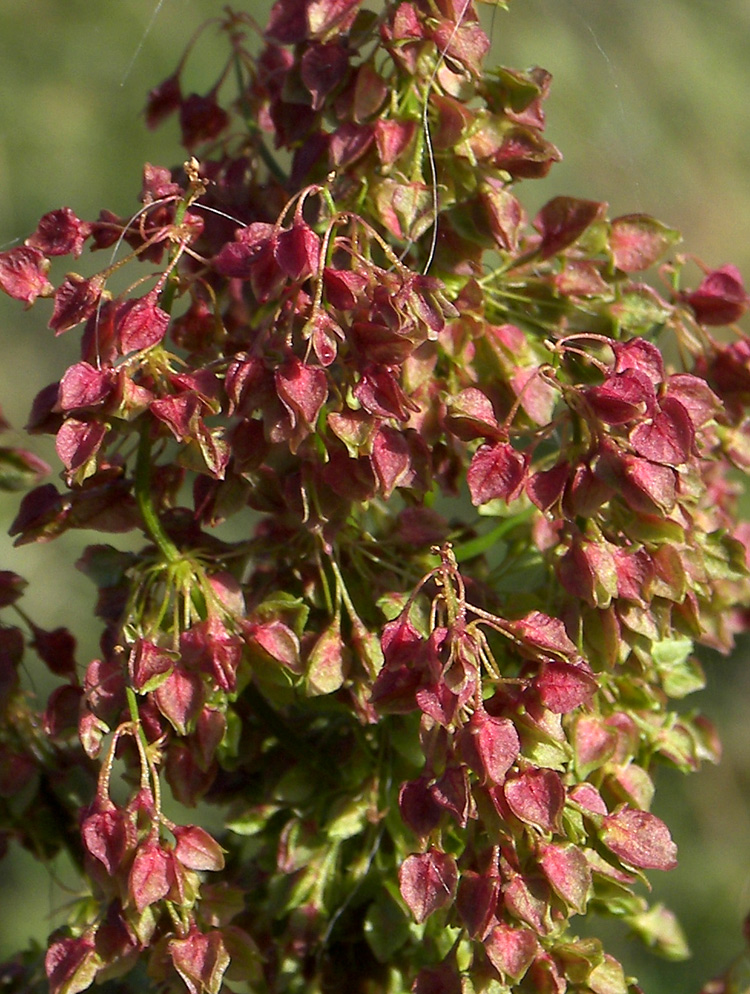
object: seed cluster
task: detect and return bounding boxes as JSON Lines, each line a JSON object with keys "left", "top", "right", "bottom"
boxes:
{"left": 0, "top": 2, "right": 749, "bottom": 993}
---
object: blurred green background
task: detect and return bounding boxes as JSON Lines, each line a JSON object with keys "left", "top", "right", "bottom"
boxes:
{"left": 1, "top": 1, "right": 750, "bottom": 991}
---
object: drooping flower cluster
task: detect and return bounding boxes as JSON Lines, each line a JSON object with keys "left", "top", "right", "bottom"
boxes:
{"left": 0, "top": 1, "right": 749, "bottom": 993}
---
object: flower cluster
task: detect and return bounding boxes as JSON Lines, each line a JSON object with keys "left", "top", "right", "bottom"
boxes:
{"left": 0, "top": 1, "right": 749, "bottom": 993}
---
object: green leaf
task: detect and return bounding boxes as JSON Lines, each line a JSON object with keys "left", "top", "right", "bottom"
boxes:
{"left": 222, "top": 926, "right": 263, "bottom": 987}
{"left": 75, "top": 544, "right": 136, "bottom": 588}
{"left": 588, "top": 953, "right": 628, "bottom": 994}
{"left": 326, "top": 795, "right": 368, "bottom": 841}
{"left": 453, "top": 506, "right": 534, "bottom": 562}
{"left": 363, "top": 892, "right": 411, "bottom": 962}
{"left": 621, "top": 514, "right": 685, "bottom": 546}
{"left": 723, "top": 949, "right": 750, "bottom": 994}
{"left": 217, "top": 706, "right": 241, "bottom": 762}
{"left": 609, "top": 284, "right": 672, "bottom": 335}
{"left": 651, "top": 636, "right": 704, "bottom": 697}
{"left": 388, "top": 713, "right": 425, "bottom": 770}
{"left": 626, "top": 903, "right": 690, "bottom": 961}
{"left": 305, "top": 616, "right": 349, "bottom": 696}
{"left": 492, "top": 549, "right": 547, "bottom": 595}
{"left": 554, "top": 937, "right": 604, "bottom": 984}
{"left": 485, "top": 66, "right": 543, "bottom": 113}
{"left": 701, "top": 531, "right": 748, "bottom": 582}
{"left": 226, "top": 804, "right": 281, "bottom": 837}
{"left": 253, "top": 591, "right": 310, "bottom": 637}
{"left": 274, "top": 766, "right": 317, "bottom": 804}
{"left": 518, "top": 719, "right": 571, "bottom": 770}
{"left": 0, "top": 446, "right": 49, "bottom": 491}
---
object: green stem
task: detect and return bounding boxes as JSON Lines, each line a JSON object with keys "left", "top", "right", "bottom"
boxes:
{"left": 135, "top": 426, "right": 180, "bottom": 564}
{"left": 159, "top": 194, "right": 190, "bottom": 316}
{"left": 126, "top": 683, "right": 161, "bottom": 804}
{"left": 452, "top": 506, "right": 536, "bottom": 563}
{"left": 231, "top": 51, "right": 286, "bottom": 183}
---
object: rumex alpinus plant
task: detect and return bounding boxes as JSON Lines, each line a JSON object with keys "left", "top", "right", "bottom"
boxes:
{"left": 0, "top": 2, "right": 749, "bottom": 992}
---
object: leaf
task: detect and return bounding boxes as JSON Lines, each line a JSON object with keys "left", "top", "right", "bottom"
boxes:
{"left": 412, "top": 961, "right": 463, "bottom": 994}
{"left": 625, "top": 903, "right": 690, "bottom": 960}
{"left": 305, "top": 616, "right": 349, "bottom": 695}
{"left": 557, "top": 539, "right": 618, "bottom": 609}
{"left": 169, "top": 928, "right": 230, "bottom": 994}
{"left": 526, "top": 461, "right": 568, "bottom": 512}
{"left": 629, "top": 397, "right": 694, "bottom": 466}
{"left": 58, "top": 361, "right": 114, "bottom": 411}
{"left": 398, "top": 777, "right": 443, "bottom": 838}
{"left": 55, "top": 418, "right": 107, "bottom": 477}
{"left": 398, "top": 848, "right": 458, "bottom": 923}
{"left": 326, "top": 795, "right": 368, "bottom": 840}
{"left": 130, "top": 639, "right": 175, "bottom": 693}
{"left": 0, "top": 571, "right": 27, "bottom": 607}
{"left": 221, "top": 925, "right": 263, "bottom": 986}
{"left": 613, "top": 337, "right": 665, "bottom": 384}
{"left": 331, "top": 122, "right": 375, "bottom": 169}
{"left": 277, "top": 818, "right": 322, "bottom": 874}
{"left": 665, "top": 373, "right": 720, "bottom": 428}
{"left": 480, "top": 181, "right": 524, "bottom": 252}
{"left": 429, "top": 766, "right": 472, "bottom": 827}
{"left": 553, "top": 937, "right": 605, "bottom": 984}
{"left": 535, "top": 196, "right": 606, "bottom": 259}
{"left": 363, "top": 892, "right": 410, "bottom": 962}
{"left": 504, "top": 768, "right": 565, "bottom": 832}
{"left": 0, "top": 445, "right": 50, "bottom": 491}
{"left": 573, "top": 714, "right": 617, "bottom": 779}
{"left": 50, "top": 275, "right": 105, "bottom": 334}
{"left": 300, "top": 41, "right": 349, "bottom": 111}
{"left": 609, "top": 214, "right": 680, "bottom": 272}
{"left": 601, "top": 808, "right": 677, "bottom": 870}
{"left": 145, "top": 72, "right": 182, "bottom": 129}
{"left": 0, "top": 245, "right": 53, "bottom": 304}
{"left": 45, "top": 936, "right": 101, "bottom": 994}
{"left": 129, "top": 842, "right": 175, "bottom": 913}
{"left": 27, "top": 207, "right": 91, "bottom": 258}
{"left": 651, "top": 636, "right": 704, "bottom": 698}
{"left": 596, "top": 443, "right": 677, "bottom": 515}
{"left": 323, "top": 266, "right": 368, "bottom": 309}
{"left": 586, "top": 370, "right": 656, "bottom": 425}
{"left": 432, "top": 17, "right": 490, "bottom": 77}
{"left": 534, "top": 662, "right": 597, "bottom": 713}
{"left": 415, "top": 681, "right": 460, "bottom": 727}
{"left": 117, "top": 291, "right": 169, "bottom": 352}
{"left": 587, "top": 954, "right": 628, "bottom": 994}
{"left": 306, "top": 0, "right": 360, "bottom": 38}
{"left": 539, "top": 843, "right": 592, "bottom": 914}
{"left": 31, "top": 624, "right": 77, "bottom": 680}
{"left": 371, "top": 425, "right": 411, "bottom": 498}
{"left": 458, "top": 708, "right": 519, "bottom": 784}
{"left": 276, "top": 356, "right": 328, "bottom": 434}
{"left": 374, "top": 118, "right": 416, "bottom": 166}
{"left": 81, "top": 805, "right": 131, "bottom": 875}
{"left": 226, "top": 804, "right": 281, "bottom": 837}
{"left": 484, "top": 923, "right": 538, "bottom": 981}
{"left": 173, "top": 825, "right": 226, "bottom": 872}
{"left": 503, "top": 874, "right": 553, "bottom": 934}
{"left": 456, "top": 871, "right": 500, "bottom": 939}
{"left": 467, "top": 442, "right": 527, "bottom": 506}
{"left": 154, "top": 668, "right": 205, "bottom": 734}
{"left": 510, "top": 610, "right": 578, "bottom": 660}
{"left": 275, "top": 219, "right": 321, "bottom": 278}
{"left": 686, "top": 264, "right": 748, "bottom": 326}
{"left": 445, "top": 388, "right": 501, "bottom": 441}
{"left": 243, "top": 618, "right": 302, "bottom": 674}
